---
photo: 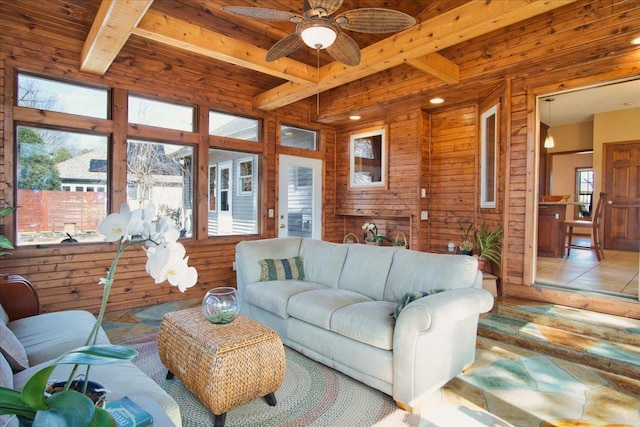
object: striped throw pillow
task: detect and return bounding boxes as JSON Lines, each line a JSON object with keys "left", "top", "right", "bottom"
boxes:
{"left": 259, "top": 256, "right": 305, "bottom": 281}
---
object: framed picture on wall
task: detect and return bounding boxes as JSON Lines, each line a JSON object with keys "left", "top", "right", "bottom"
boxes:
{"left": 349, "top": 125, "right": 388, "bottom": 189}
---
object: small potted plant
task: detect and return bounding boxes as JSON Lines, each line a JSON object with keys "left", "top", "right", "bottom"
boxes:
{"left": 362, "top": 222, "right": 391, "bottom": 246}
{"left": 474, "top": 222, "right": 503, "bottom": 271}
{"left": 458, "top": 222, "right": 474, "bottom": 255}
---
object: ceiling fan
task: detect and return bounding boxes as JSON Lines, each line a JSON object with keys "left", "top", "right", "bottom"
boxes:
{"left": 222, "top": 0, "right": 416, "bottom": 66}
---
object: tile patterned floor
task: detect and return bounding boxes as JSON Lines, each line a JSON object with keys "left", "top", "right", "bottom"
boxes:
{"left": 536, "top": 236, "right": 639, "bottom": 297}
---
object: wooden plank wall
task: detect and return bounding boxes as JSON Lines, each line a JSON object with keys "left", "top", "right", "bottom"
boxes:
{"left": 333, "top": 111, "right": 421, "bottom": 248}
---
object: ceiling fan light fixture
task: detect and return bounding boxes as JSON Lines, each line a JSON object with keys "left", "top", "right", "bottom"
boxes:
{"left": 299, "top": 21, "right": 337, "bottom": 49}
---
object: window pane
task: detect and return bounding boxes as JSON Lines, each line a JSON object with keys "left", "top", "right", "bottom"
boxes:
{"left": 209, "top": 111, "right": 259, "bottom": 141}
{"left": 16, "top": 126, "right": 108, "bottom": 246}
{"left": 127, "top": 140, "right": 194, "bottom": 237}
{"left": 128, "top": 95, "right": 194, "bottom": 132}
{"left": 208, "top": 149, "right": 258, "bottom": 236}
{"left": 281, "top": 125, "right": 317, "bottom": 150}
{"left": 17, "top": 73, "right": 108, "bottom": 119}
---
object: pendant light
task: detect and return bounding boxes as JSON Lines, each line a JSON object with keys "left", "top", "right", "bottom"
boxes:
{"left": 544, "top": 98, "right": 555, "bottom": 148}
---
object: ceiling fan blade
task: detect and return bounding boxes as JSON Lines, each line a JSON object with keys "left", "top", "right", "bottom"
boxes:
{"left": 222, "top": 6, "right": 303, "bottom": 23}
{"left": 266, "top": 33, "right": 304, "bottom": 62}
{"left": 307, "top": 0, "right": 344, "bottom": 16}
{"left": 326, "top": 32, "right": 360, "bottom": 66}
{"left": 335, "top": 8, "right": 416, "bottom": 33}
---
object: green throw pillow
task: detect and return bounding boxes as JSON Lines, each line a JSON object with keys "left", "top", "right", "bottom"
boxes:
{"left": 259, "top": 256, "right": 305, "bottom": 281}
{"left": 392, "top": 289, "right": 445, "bottom": 321}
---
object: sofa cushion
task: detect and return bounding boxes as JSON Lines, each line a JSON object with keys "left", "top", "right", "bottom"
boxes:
{"left": 331, "top": 301, "right": 396, "bottom": 350}
{"left": 384, "top": 250, "right": 479, "bottom": 302}
{"left": 0, "top": 321, "right": 28, "bottom": 372}
{"left": 299, "top": 239, "right": 349, "bottom": 288}
{"left": 246, "top": 281, "right": 326, "bottom": 319}
{"left": 236, "top": 237, "right": 302, "bottom": 285}
{"left": 259, "top": 256, "right": 305, "bottom": 281}
{"left": 337, "top": 245, "right": 395, "bottom": 300}
{"left": 9, "top": 310, "right": 110, "bottom": 366}
{"left": 288, "top": 289, "right": 372, "bottom": 329}
{"left": 0, "top": 304, "right": 8, "bottom": 325}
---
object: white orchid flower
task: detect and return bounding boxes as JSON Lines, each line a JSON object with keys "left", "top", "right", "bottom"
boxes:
{"left": 361, "top": 222, "right": 370, "bottom": 231}
{"left": 147, "top": 216, "right": 180, "bottom": 247}
{"left": 128, "top": 204, "right": 156, "bottom": 239}
{"left": 166, "top": 256, "right": 198, "bottom": 292}
{"left": 98, "top": 204, "right": 132, "bottom": 242}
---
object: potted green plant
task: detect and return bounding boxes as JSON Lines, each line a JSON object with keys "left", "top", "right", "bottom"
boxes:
{"left": 474, "top": 222, "right": 503, "bottom": 271}
{"left": 458, "top": 222, "right": 474, "bottom": 255}
{"left": 0, "top": 345, "right": 137, "bottom": 426}
{"left": 362, "top": 222, "right": 391, "bottom": 246}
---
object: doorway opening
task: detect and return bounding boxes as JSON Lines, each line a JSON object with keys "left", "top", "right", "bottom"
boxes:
{"left": 534, "top": 79, "right": 640, "bottom": 301}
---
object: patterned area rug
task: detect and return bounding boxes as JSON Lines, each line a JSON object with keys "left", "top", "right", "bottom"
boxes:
{"left": 130, "top": 340, "right": 421, "bottom": 427}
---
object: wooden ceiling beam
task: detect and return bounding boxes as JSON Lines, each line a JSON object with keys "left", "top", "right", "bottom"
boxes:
{"left": 81, "top": 0, "right": 154, "bottom": 75}
{"left": 255, "top": 0, "right": 576, "bottom": 110}
{"left": 132, "top": 10, "right": 318, "bottom": 87}
{"left": 406, "top": 53, "right": 459, "bottom": 84}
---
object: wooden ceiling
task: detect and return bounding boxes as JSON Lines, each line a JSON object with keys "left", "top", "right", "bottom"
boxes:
{"left": 76, "top": 0, "right": 576, "bottom": 113}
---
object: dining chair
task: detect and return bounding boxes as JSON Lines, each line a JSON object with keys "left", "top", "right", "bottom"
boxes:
{"left": 564, "top": 192, "right": 608, "bottom": 261}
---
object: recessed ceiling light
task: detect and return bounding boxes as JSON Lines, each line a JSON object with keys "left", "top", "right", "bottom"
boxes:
{"left": 624, "top": 102, "right": 633, "bottom": 107}
{"left": 632, "top": 36, "right": 640, "bottom": 45}
{"left": 430, "top": 97, "right": 444, "bottom": 104}
{"left": 349, "top": 115, "right": 361, "bottom": 120}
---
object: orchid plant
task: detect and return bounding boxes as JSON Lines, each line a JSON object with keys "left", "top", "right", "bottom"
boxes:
{"left": 0, "top": 203, "right": 198, "bottom": 427}
{"left": 85, "top": 202, "right": 198, "bottom": 347}
{"left": 361, "top": 222, "right": 391, "bottom": 244}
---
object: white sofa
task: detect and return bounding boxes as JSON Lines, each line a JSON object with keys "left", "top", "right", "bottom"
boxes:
{"left": 235, "top": 237, "right": 495, "bottom": 411}
{"left": 0, "top": 276, "right": 181, "bottom": 426}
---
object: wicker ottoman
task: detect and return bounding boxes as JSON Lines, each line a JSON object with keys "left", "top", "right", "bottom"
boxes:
{"left": 158, "top": 308, "right": 285, "bottom": 427}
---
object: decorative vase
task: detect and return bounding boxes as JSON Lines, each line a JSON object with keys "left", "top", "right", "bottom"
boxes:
{"left": 365, "top": 240, "right": 380, "bottom": 246}
{"left": 202, "top": 287, "right": 239, "bottom": 324}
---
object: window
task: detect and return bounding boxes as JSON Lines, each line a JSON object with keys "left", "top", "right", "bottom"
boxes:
{"left": 281, "top": 125, "right": 317, "bottom": 150}
{"left": 18, "top": 73, "right": 108, "bottom": 119}
{"left": 208, "top": 150, "right": 258, "bottom": 236}
{"left": 237, "top": 158, "right": 253, "bottom": 195}
{"left": 128, "top": 95, "right": 194, "bottom": 132}
{"left": 480, "top": 104, "right": 498, "bottom": 208}
{"left": 127, "top": 140, "right": 194, "bottom": 237}
{"left": 209, "top": 111, "right": 259, "bottom": 141}
{"left": 576, "top": 168, "right": 594, "bottom": 218}
{"left": 16, "top": 126, "right": 108, "bottom": 245}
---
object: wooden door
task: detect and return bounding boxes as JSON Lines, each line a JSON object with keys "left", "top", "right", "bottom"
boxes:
{"left": 603, "top": 141, "right": 640, "bottom": 251}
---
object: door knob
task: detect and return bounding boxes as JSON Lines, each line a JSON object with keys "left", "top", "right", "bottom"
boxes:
{"left": 279, "top": 224, "right": 286, "bottom": 229}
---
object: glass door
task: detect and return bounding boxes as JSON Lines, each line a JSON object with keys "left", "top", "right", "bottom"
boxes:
{"left": 278, "top": 155, "right": 322, "bottom": 239}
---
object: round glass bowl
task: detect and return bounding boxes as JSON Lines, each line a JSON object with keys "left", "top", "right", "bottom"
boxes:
{"left": 202, "top": 287, "right": 239, "bottom": 324}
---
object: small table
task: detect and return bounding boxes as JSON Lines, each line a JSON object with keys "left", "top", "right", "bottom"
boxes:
{"left": 158, "top": 308, "right": 285, "bottom": 427}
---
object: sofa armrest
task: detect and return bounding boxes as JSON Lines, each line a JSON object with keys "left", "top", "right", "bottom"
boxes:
{"left": 392, "top": 288, "right": 494, "bottom": 408}
{"left": 0, "top": 274, "right": 40, "bottom": 320}
{"left": 395, "top": 288, "right": 494, "bottom": 332}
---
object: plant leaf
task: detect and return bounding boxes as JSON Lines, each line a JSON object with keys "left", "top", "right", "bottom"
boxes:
{"left": 0, "top": 387, "right": 35, "bottom": 418}
{"left": 42, "top": 390, "right": 95, "bottom": 427}
{"left": 52, "top": 345, "right": 138, "bottom": 366}
{"left": 22, "top": 365, "right": 56, "bottom": 409}
{"left": 0, "top": 236, "right": 14, "bottom": 250}
{"left": 90, "top": 407, "right": 117, "bottom": 427}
